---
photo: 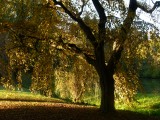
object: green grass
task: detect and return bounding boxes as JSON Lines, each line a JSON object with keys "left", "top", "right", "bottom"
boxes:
{"left": 83, "top": 93, "right": 160, "bottom": 116}
{"left": 114, "top": 79, "right": 160, "bottom": 116}
{"left": 0, "top": 90, "right": 64, "bottom": 103}
{"left": 116, "top": 93, "right": 160, "bottom": 116}
{"left": 0, "top": 90, "right": 159, "bottom": 116}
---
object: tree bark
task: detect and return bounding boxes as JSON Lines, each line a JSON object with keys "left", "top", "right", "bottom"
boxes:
{"left": 99, "top": 67, "right": 115, "bottom": 113}
{"left": 94, "top": 41, "right": 115, "bottom": 113}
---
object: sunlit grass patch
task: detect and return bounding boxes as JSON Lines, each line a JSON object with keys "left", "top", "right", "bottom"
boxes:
{"left": 134, "top": 94, "right": 160, "bottom": 115}
{"left": 0, "top": 90, "right": 64, "bottom": 103}
{"left": 116, "top": 93, "right": 160, "bottom": 116}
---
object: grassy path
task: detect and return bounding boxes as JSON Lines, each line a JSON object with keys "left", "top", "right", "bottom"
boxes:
{"left": 0, "top": 101, "right": 160, "bottom": 120}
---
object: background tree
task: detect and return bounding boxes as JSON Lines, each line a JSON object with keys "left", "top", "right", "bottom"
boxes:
{"left": 0, "top": 0, "right": 61, "bottom": 93}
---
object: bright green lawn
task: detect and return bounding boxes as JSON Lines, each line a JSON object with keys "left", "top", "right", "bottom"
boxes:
{"left": 116, "top": 94, "right": 160, "bottom": 116}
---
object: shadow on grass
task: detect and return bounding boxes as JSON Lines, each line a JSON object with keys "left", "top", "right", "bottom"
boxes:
{"left": 148, "top": 102, "right": 160, "bottom": 116}
{"left": 151, "top": 103, "right": 160, "bottom": 109}
{"left": 0, "top": 102, "right": 160, "bottom": 120}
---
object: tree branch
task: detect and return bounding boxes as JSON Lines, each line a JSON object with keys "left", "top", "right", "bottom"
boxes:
{"left": 137, "top": 1, "right": 160, "bottom": 13}
{"left": 91, "top": 0, "right": 107, "bottom": 62}
{"left": 108, "top": 0, "right": 160, "bottom": 72}
{"left": 55, "top": 36, "right": 96, "bottom": 66}
{"left": 107, "top": 0, "right": 137, "bottom": 72}
{"left": 92, "top": 0, "right": 106, "bottom": 23}
{"left": 52, "top": 0, "right": 78, "bottom": 21}
{"left": 68, "top": 44, "right": 96, "bottom": 65}
{"left": 78, "top": 0, "right": 88, "bottom": 16}
{"left": 52, "top": 0, "right": 97, "bottom": 48}
{"left": 92, "top": 0, "right": 106, "bottom": 35}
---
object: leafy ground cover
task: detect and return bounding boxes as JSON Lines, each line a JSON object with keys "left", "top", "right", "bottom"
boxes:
{"left": 0, "top": 101, "right": 160, "bottom": 120}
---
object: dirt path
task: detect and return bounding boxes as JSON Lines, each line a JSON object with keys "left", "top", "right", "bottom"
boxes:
{"left": 0, "top": 101, "right": 159, "bottom": 120}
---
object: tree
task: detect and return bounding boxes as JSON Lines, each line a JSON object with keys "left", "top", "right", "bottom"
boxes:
{"left": 0, "top": 0, "right": 61, "bottom": 93}
{"left": 51, "top": 0, "right": 160, "bottom": 113}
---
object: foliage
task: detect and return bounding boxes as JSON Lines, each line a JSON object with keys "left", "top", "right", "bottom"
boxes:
{"left": 0, "top": 0, "right": 61, "bottom": 96}
{"left": 138, "top": 37, "right": 160, "bottom": 78}
{"left": 0, "top": 0, "right": 160, "bottom": 112}
{"left": 52, "top": 54, "right": 99, "bottom": 103}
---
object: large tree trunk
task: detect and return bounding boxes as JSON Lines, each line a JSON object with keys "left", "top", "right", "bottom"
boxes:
{"left": 94, "top": 42, "right": 115, "bottom": 113}
{"left": 99, "top": 67, "right": 115, "bottom": 112}
{"left": 97, "top": 1, "right": 138, "bottom": 113}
